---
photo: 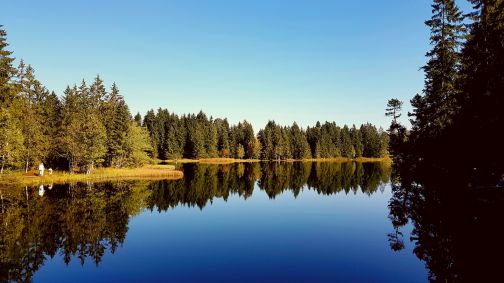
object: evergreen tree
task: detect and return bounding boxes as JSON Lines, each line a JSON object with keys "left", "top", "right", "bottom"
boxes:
{"left": 0, "top": 26, "right": 17, "bottom": 107}
{"left": 350, "top": 125, "right": 363, "bottom": 158}
{"left": 385, "top": 98, "right": 403, "bottom": 125}
{"left": 306, "top": 122, "right": 322, "bottom": 158}
{"left": 17, "top": 65, "right": 48, "bottom": 171}
{"left": 410, "top": 0, "right": 464, "bottom": 137}
{"left": 205, "top": 118, "right": 218, "bottom": 158}
{"left": 340, "top": 125, "right": 353, "bottom": 158}
{"left": 58, "top": 86, "right": 82, "bottom": 171}
{"left": 258, "top": 121, "right": 278, "bottom": 160}
{"left": 134, "top": 112, "right": 142, "bottom": 126}
{"left": 40, "top": 91, "right": 61, "bottom": 166}
{"left": 0, "top": 108, "right": 24, "bottom": 173}
{"left": 143, "top": 109, "right": 158, "bottom": 158}
{"left": 216, "top": 118, "right": 231, "bottom": 157}
{"left": 58, "top": 82, "right": 107, "bottom": 173}
{"left": 450, "top": 0, "right": 504, "bottom": 169}
{"left": 360, "top": 123, "right": 384, "bottom": 158}
{"left": 185, "top": 115, "right": 206, "bottom": 159}
{"left": 103, "top": 83, "right": 131, "bottom": 167}
{"left": 289, "top": 123, "right": 311, "bottom": 159}
{"left": 123, "top": 122, "right": 153, "bottom": 166}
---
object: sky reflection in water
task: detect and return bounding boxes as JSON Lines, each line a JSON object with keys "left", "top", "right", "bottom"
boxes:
{"left": 1, "top": 162, "right": 427, "bottom": 282}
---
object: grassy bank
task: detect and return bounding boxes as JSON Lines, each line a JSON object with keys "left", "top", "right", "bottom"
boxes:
{"left": 0, "top": 165, "right": 183, "bottom": 187}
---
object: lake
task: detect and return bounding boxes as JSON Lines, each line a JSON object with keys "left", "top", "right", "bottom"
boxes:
{"left": 0, "top": 162, "right": 428, "bottom": 282}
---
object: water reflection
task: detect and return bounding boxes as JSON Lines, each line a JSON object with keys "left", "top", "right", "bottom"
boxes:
{"left": 388, "top": 160, "right": 504, "bottom": 282}
{"left": 0, "top": 161, "right": 390, "bottom": 282}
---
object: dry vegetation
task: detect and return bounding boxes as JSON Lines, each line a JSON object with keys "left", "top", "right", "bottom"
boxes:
{"left": 0, "top": 164, "right": 183, "bottom": 187}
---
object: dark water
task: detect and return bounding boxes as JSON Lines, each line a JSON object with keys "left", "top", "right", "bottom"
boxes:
{"left": 0, "top": 162, "right": 429, "bottom": 282}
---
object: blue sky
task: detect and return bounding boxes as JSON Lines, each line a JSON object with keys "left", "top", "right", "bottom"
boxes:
{"left": 2, "top": 0, "right": 473, "bottom": 130}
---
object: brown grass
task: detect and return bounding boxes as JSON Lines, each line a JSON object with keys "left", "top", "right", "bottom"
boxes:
{"left": 0, "top": 165, "right": 183, "bottom": 187}
{"left": 354, "top": 156, "right": 392, "bottom": 163}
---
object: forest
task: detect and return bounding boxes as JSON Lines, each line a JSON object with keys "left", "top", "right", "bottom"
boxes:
{"left": 0, "top": 25, "right": 388, "bottom": 174}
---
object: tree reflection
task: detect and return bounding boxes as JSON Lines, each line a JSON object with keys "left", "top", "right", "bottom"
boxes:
{"left": 0, "top": 182, "right": 150, "bottom": 282}
{"left": 0, "top": 161, "right": 391, "bottom": 281}
{"left": 388, "top": 159, "right": 504, "bottom": 282}
{"left": 259, "top": 161, "right": 390, "bottom": 198}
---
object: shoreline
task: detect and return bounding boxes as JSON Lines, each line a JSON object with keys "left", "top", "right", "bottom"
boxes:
{"left": 166, "top": 157, "right": 392, "bottom": 164}
{"left": 0, "top": 165, "right": 184, "bottom": 187}
{"left": 0, "top": 157, "right": 391, "bottom": 187}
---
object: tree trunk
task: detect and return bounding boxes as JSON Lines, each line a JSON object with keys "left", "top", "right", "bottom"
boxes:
{"left": 25, "top": 159, "right": 29, "bottom": 173}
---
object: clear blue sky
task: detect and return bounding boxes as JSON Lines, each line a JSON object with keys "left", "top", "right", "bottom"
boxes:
{"left": 2, "top": 0, "right": 472, "bottom": 130}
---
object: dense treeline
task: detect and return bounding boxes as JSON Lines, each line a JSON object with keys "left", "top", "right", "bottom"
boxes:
{"left": 388, "top": 0, "right": 504, "bottom": 176}
{"left": 1, "top": 25, "right": 388, "bottom": 174}
{"left": 143, "top": 111, "right": 389, "bottom": 161}
{"left": 142, "top": 109, "right": 261, "bottom": 160}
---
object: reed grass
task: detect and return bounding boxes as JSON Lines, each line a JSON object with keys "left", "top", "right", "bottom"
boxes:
{"left": 0, "top": 165, "right": 183, "bottom": 187}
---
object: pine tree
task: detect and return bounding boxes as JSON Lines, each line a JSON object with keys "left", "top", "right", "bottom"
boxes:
{"left": 306, "top": 122, "right": 322, "bottom": 158}
{"left": 385, "top": 99, "right": 403, "bottom": 125}
{"left": 58, "top": 82, "right": 107, "bottom": 173}
{"left": 123, "top": 122, "right": 153, "bottom": 166}
{"left": 104, "top": 83, "right": 131, "bottom": 167}
{"left": 18, "top": 65, "right": 47, "bottom": 172}
{"left": 134, "top": 112, "right": 142, "bottom": 126}
{"left": 205, "top": 118, "right": 218, "bottom": 158}
{"left": 410, "top": 0, "right": 464, "bottom": 137}
{"left": 0, "top": 108, "right": 24, "bottom": 173}
{"left": 350, "top": 125, "right": 363, "bottom": 158}
{"left": 0, "top": 26, "right": 17, "bottom": 107}
{"left": 340, "top": 125, "right": 353, "bottom": 158}
{"left": 40, "top": 91, "right": 60, "bottom": 166}
{"left": 258, "top": 121, "right": 279, "bottom": 160}
{"left": 216, "top": 118, "right": 231, "bottom": 157}
{"left": 58, "top": 86, "right": 81, "bottom": 171}
{"left": 143, "top": 109, "right": 158, "bottom": 158}
{"left": 289, "top": 122, "right": 311, "bottom": 159}
{"left": 360, "top": 123, "right": 383, "bottom": 158}
{"left": 454, "top": 0, "right": 504, "bottom": 168}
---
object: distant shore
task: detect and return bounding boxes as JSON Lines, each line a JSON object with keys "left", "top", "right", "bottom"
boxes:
{"left": 165, "top": 157, "right": 392, "bottom": 164}
{"left": 0, "top": 165, "right": 184, "bottom": 187}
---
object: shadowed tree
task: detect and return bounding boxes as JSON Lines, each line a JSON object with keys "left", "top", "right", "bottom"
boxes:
{"left": 385, "top": 98, "right": 403, "bottom": 125}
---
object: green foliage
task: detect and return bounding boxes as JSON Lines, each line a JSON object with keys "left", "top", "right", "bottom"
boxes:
{"left": 360, "top": 123, "right": 383, "bottom": 158}
{"left": 123, "top": 122, "right": 153, "bottom": 166}
{"left": 58, "top": 83, "right": 107, "bottom": 173}
{"left": 236, "top": 144, "right": 245, "bottom": 159}
{"left": 0, "top": 26, "right": 17, "bottom": 107}
{"left": 102, "top": 82, "right": 132, "bottom": 167}
{"left": 350, "top": 125, "right": 363, "bottom": 158}
{"left": 0, "top": 108, "right": 24, "bottom": 173}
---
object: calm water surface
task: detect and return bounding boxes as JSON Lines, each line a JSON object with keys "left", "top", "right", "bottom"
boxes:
{"left": 0, "top": 162, "right": 428, "bottom": 282}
